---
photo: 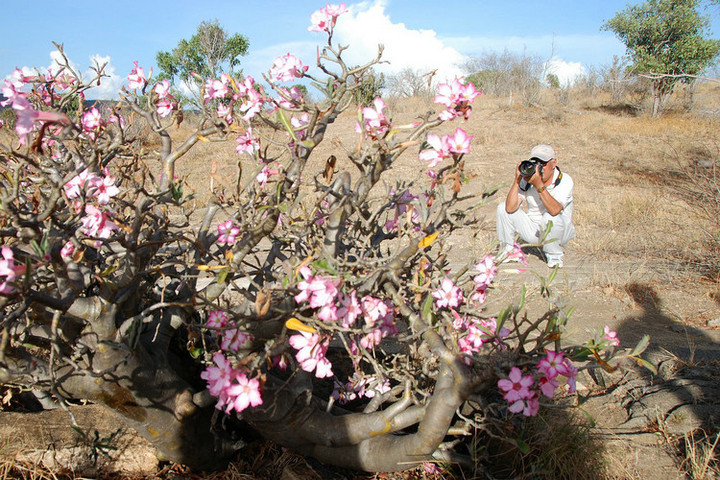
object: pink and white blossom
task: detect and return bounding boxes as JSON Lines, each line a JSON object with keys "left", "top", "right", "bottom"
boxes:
{"left": 269, "top": 54, "right": 308, "bottom": 83}
{"left": 236, "top": 127, "right": 259, "bottom": 155}
{"left": 80, "top": 205, "right": 118, "bottom": 241}
{"left": 154, "top": 79, "right": 171, "bottom": 99}
{"left": 206, "top": 310, "right": 229, "bottom": 329}
{"left": 603, "top": 325, "right": 620, "bottom": 347}
{"left": 0, "top": 246, "right": 23, "bottom": 294}
{"left": 446, "top": 127, "right": 472, "bottom": 154}
{"left": 434, "top": 78, "right": 481, "bottom": 121}
{"left": 217, "top": 219, "right": 241, "bottom": 245}
{"left": 432, "top": 277, "right": 464, "bottom": 309}
{"left": 308, "top": 3, "right": 347, "bottom": 33}
{"left": 289, "top": 331, "right": 333, "bottom": 378}
{"left": 356, "top": 97, "right": 390, "bottom": 139}
{"left": 156, "top": 99, "right": 174, "bottom": 118}
{"left": 224, "top": 371, "right": 263, "bottom": 413}
{"left": 81, "top": 107, "right": 103, "bottom": 132}
{"left": 87, "top": 173, "right": 119, "bottom": 205}
{"left": 127, "top": 61, "right": 149, "bottom": 90}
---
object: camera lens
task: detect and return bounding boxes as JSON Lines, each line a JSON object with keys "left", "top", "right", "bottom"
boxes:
{"left": 519, "top": 160, "right": 536, "bottom": 177}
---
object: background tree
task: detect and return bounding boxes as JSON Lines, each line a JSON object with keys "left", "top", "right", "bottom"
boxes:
{"left": 156, "top": 19, "right": 250, "bottom": 96}
{"left": 385, "top": 67, "right": 435, "bottom": 99}
{"left": 602, "top": 0, "right": 720, "bottom": 116}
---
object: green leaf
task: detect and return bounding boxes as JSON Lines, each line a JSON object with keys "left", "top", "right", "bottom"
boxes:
{"left": 517, "top": 285, "right": 527, "bottom": 312}
{"left": 276, "top": 109, "right": 298, "bottom": 142}
{"left": 216, "top": 267, "right": 230, "bottom": 285}
{"left": 513, "top": 437, "right": 531, "bottom": 454}
{"left": 634, "top": 357, "right": 658, "bottom": 375}
{"left": 421, "top": 293, "right": 434, "bottom": 321}
{"left": 630, "top": 334, "right": 650, "bottom": 357}
{"left": 189, "top": 347, "right": 204, "bottom": 359}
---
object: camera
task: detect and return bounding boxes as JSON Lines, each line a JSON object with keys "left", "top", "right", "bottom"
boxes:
{"left": 519, "top": 160, "right": 542, "bottom": 178}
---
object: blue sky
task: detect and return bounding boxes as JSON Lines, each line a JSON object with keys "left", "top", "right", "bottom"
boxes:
{"left": 2, "top": 0, "right": 720, "bottom": 98}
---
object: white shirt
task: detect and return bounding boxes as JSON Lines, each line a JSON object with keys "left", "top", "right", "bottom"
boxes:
{"left": 518, "top": 168, "right": 574, "bottom": 224}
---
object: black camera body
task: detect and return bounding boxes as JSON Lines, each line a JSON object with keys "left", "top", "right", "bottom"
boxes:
{"left": 519, "top": 160, "right": 542, "bottom": 178}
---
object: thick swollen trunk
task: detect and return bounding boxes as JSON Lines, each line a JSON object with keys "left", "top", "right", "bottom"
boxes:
{"left": 243, "top": 338, "right": 473, "bottom": 472}
{"left": 1, "top": 332, "right": 238, "bottom": 470}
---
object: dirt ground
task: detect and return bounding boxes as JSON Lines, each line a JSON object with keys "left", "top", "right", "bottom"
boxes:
{"left": 2, "top": 94, "right": 720, "bottom": 479}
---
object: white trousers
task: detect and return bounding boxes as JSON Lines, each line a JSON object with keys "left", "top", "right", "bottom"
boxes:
{"left": 496, "top": 202, "right": 575, "bottom": 257}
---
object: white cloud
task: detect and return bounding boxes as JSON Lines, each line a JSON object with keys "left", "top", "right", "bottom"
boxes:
{"left": 11, "top": 50, "right": 123, "bottom": 100}
{"left": 545, "top": 57, "right": 586, "bottom": 87}
{"left": 333, "top": 0, "right": 465, "bottom": 82}
{"left": 85, "top": 54, "right": 123, "bottom": 100}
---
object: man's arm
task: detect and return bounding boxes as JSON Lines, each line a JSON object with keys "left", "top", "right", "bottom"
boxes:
{"left": 528, "top": 171, "right": 564, "bottom": 216}
{"left": 505, "top": 164, "right": 523, "bottom": 213}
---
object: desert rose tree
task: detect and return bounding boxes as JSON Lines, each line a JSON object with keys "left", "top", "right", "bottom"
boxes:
{"left": 0, "top": 4, "right": 651, "bottom": 474}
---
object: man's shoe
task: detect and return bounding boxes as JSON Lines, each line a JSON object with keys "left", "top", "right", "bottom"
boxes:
{"left": 546, "top": 255, "right": 563, "bottom": 268}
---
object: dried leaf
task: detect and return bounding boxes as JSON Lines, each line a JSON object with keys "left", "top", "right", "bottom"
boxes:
{"left": 418, "top": 232, "right": 439, "bottom": 249}
{"left": 323, "top": 155, "right": 336, "bottom": 183}
{"left": 255, "top": 289, "right": 271, "bottom": 316}
{"left": 285, "top": 317, "right": 316, "bottom": 333}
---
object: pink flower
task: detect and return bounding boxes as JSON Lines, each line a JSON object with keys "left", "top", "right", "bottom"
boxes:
{"left": 360, "top": 295, "right": 391, "bottom": 327}
{"left": 418, "top": 134, "right": 451, "bottom": 169}
{"left": 337, "top": 290, "right": 362, "bottom": 328}
{"left": 521, "top": 392, "right": 540, "bottom": 417}
{"left": 204, "top": 78, "right": 229, "bottom": 102}
{"left": 154, "top": 79, "right": 170, "bottom": 99}
{"left": 237, "top": 76, "right": 264, "bottom": 121}
{"left": 0, "top": 246, "right": 22, "bottom": 294}
{"left": 11, "top": 96, "right": 70, "bottom": 145}
{"left": 236, "top": 127, "right": 259, "bottom": 155}
{"left": 269, "top": 54, "right": 308, "bottom": 83}
{"left": 288, "top": 331, "right": 334, "bottom": 378}
{"left": 308, "top": 3, "right": 347, "bottom": 33}
{"left": 356, "top": 97, "right": 390, "bottom": 139}
{"left": 434, "top": 78, "right": 481, "bottom": 121}
{"left": 290, "top": 113, "right": 310, "bottom": 140}
{"left": 217, "top": 103, "right": 233, "bottom": 123}
{"left": 432, "top": 277, "right": 464, "bottom": 309}
{"left": 294, "top": 266, "right": 340, "bottom": 309}
{"left": 563, "top": 359, "right": 578, "bottom": 393}
{"left": 422, "top": 462, "right": 444, "bottom": 476}
{"left": 446, "top": 127, "right": 472, "bottom": 154}
{"left": 538, "top": 375, "right": 559, "bottom": 398}
{"left": 537, "top": 350, "right": 568, "bottom": 380}
{"left": 60, "top": 241, "right": 76, "bottom": 261}
{"left": 64, "top": 169, "right": 93, "bottom": 199}
{"left": 473, "top": 254, "right": 497, "bottom": 289}
{"left": 221, "top": 328, "right": 252, "bottom": 352}
{"left": 503, "top": 242, "right": 528, "bottom": 265}
{"left": 156, "top": 99, "right": 174, "bottom": 118}
{"left": 217, "top": 219, "right": 241, "bottom": 245}
{"left": 87, "top": 173, "right": 119, "bottom": 205}
{"left": 200, "top": 352, "right": 234, "bottom": 400}
{"left": 497, "top": 366, "right": 534, "bottom": 403}
{"left": 256, "top": 165, "right": 279, "bottom": 187}
{"left": 603, "top": 325, "right": 620, "bottom": 347}
{"left": 127, "top": 61, "right": 149, "bottom": 90}
{"left": 275, "top": 86, "right": 304, "bottom": 109}
{"left": 80, "top": 205, "right": 118, "bottom": 241}
{"left": 224, "top": 371, "right": 263, "bottom": 413}
{"left": 206, "top": 310, "right": 228, "bottom": 329}
{"left": 81, "top": 107, "right": 103, "bottom": 132}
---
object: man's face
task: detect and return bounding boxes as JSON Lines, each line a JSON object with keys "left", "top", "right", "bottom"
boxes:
{"left": 539, "top": 159, "right": 556, "bottom": 182}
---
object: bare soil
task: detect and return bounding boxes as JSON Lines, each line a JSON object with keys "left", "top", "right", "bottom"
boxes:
{"left": 3, "top": 93, "right": 720, "bottom": 479}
